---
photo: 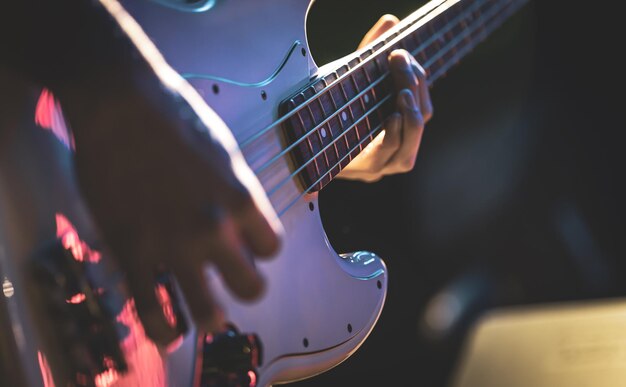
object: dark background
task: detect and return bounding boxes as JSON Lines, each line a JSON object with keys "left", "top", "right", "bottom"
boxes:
{"left": 292, "top": 0, "right": 626, "bottom": 386}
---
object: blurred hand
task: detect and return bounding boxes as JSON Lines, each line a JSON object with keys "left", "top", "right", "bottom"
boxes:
{"left": 338, "top": 14, "right": 433, "bottom": 182}
{"left": 64, "top": 75, "right": 283, "bottom": 347}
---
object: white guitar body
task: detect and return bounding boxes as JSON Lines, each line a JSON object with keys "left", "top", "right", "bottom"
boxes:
{"left": 120, "top": 1, "right": 390, "bottom": 385}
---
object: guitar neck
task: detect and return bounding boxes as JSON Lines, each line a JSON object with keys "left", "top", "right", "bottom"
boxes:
{"left": 280, "top": 0, "right": 529, "bottom": 193}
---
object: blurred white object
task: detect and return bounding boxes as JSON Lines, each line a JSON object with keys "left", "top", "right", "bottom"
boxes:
{"left": 451, "top": 298, "right": 626, "bottom": 387}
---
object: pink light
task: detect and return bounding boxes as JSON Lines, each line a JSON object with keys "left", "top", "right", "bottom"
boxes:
{"left": 113, "top": 299, "right": 166, "bottom": 386}
{"left": 95, "top": 368, "right": 120, "bottom": 387}
{"left": 66, "top": 293, "right": 87, "bottom": 304}
{"left": 165, "top": 335, "right": 184, "bottom": 354}
{"left": 55, "top": 213, "right": 102, "bottom": 263}
{"left": 50, "top": 214, "right": 166, "bottom": 386}
{"left": 103, "top": 356, "right": 116, "bottom": 369}
{"left": 34, "top": 88, "right": 75, "bottom": 150}
{"left": 154, "top": 283, "right": 177, "bottom": 328}
{"left": 248, "top": 370, "right": 257, "bottom": 387}
{"left": 37, "top": 351, "right": 56, "bottom": 387}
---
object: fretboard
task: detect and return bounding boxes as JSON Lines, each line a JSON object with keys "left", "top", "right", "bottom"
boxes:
{"left": 280, "top": 0, "right": 528, "bottom": 192}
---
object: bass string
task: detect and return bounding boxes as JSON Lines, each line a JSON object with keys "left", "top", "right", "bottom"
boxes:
{"left": 273, "top": 0, "right": 522, "bottom": 217}
{"left": 237, "top": 0, "right": 489, "bottom": 152}
{"left": 249, "top": 0, "right": 504, "bottom": 178}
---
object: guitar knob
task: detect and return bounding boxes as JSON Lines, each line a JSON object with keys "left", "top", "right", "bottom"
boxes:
{"left": 200, "top": 325, "right": 262, "bottom": 387}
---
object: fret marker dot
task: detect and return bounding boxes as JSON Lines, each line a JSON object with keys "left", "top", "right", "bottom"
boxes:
{"left": 341, "top": 112, "right": 348, "bottom": 121}
{"left": 321, "top": 128, "right": 327, "bottom": 138}
{"left": 364, "top": 95, "right": 370, "bottom": 104}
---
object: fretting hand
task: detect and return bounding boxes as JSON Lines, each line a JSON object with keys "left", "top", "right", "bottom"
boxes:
{"left": 338, "top": 15, "right": 433, "bottom": 182}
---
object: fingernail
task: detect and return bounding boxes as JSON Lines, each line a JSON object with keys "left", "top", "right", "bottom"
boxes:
{"left": 402, "top": 90, "right": 416, "bottom": 109}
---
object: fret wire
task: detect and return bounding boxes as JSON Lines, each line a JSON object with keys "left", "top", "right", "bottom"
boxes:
{"left": 324, "top": 76, "right": 352, "bottom": 163}
{"left": 360, "top": 61, "right": 377, "bottom": 112}
{"left": 429, "top": 0, "right": 521, "bottom": 82}
{"left": 424, "top": 0, "right": 509, "bottom": 70}
{"left": 427, "top": 17, "right": 443, "bottom": 67}
{"left": 305, "top": 103, "right": 331, "bottom": 175}
{"left": 294, "top": 106, "right": 322, "bottom": 179}
{"left": 277, "top": 120, "right": 387, "bottom": 217}
{"left": 429, "top": 0, "right": 523, "bottom": 83}
{"left": 255, "top": 0, "right": 507, "bottom": 178}
{"left": 474, "top": 1, "right": 488, "bottom": 37}
{"left": 409, "top": 0, "right": 491, "bottom": 70}
{"left": 239, "top": 0, "right": 467, "bottom": 150}
{"left": 350, "top": 69, "right": 374, "bottom": 142}
{"left": 275, "top": 0, "right": 526, "bottom": 215}
{"left": 337, "top": 78, "right": 360, "bottom": 152}
{"left": 441, "top": 4, "right": 459, "bottom": 60}
{"left": 254, "top": 73, "right": 388, "bottom": 174}
{"left": 369, "top": 56, "right": 388, "bottom": 130}
{"left": 267, "top": 94, "right": 392, "bottom": 197}
{"left": 254, "top": 0, "right": 489, "bottom": 156}
{"left": 457, "top": 0, "right": 474, "bottom": 48}
{"left": 315, "top": 92, "right": 342, "bottom": 168}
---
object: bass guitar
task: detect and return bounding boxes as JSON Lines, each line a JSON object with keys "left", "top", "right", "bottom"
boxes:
{"left": 0, "top": 0, "right": 529, "bottom": 386}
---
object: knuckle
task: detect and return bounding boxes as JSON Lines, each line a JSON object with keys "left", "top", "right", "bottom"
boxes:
{"left": 366, "top": 174, "right": 383, "bottom": 183}
{"left": 382, "top": 134, "right": 401, "bottom": 150}
{"left": 402, "top": 158, "right": 415, "bottom": 171}
{"left": 425, "top": 104, "right": 434, "bottom": 121}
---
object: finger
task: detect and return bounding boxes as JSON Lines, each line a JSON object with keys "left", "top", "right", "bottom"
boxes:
{"left": 411, "top": 59, "right": 434, "bottom": 122}
{"left": 389, "top": 50, "right": 420, "bottom": 109}
{"left": 235, "top": 198, "right": 282, "bottom": 259}
{"left": 369, "top": 112, "right": 402, "bottom": 172}
{"left": 337, "top": 113, "right": 401, "bottom": 182}
{"left": 124, "top": 263, "right": 179, "bottom": 346}
{"left": 208, "top": 216, "right": 267, "bottom": 301}
{"left": 385, "top": 89, "right": 424, "bottom": 173}
{"left": 358, "top": 14, "right": 400, "bottom": 49}
{"left": 173, "top": 261, "right": 225, "bottom": 334}
{"left": 225, "top": 170, "right": 283, "bottom": 258}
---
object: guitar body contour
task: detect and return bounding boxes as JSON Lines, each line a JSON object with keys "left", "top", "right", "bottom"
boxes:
{"left": 0, "top": 1, "right": 388, "bottom": 386}
{"left": 120, "top": 1, "right": 390, "bottom": 385}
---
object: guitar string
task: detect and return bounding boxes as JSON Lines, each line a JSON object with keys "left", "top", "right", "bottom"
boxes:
{"left": 275, "top": 0, "right": 521, "bottom": 217}
{"left": 250, "top": 0, "right": 496, "bottom": 176}
{"left": 237, "top": 0, "right": 479, "bottom": 151}
{"left": 261, "top": 0, "right": 511, "bottom": 196}
{"left": 268, "top": 0, "right": 514, "bottom": 207}
{"left": 266, "top": 94, "right": 393, "bottom": 197}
